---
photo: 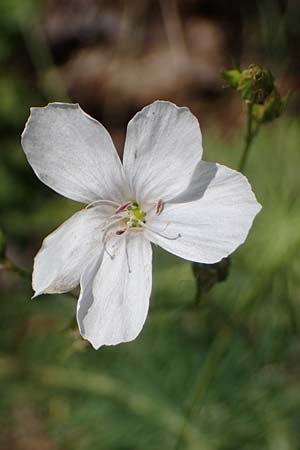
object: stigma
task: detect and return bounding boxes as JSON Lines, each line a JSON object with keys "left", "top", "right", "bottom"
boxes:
{"left": 115, "top": 201, "right": 146, "bottom": 234}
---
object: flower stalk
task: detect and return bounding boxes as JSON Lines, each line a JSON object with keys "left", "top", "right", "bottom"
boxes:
{"left": 174, "top": 327, "right": 232, "bottom": 450}
{"left": 239, "top": 102, "right": 256, "bottom": 172}
{"left": 193, "top": 65, "right": 288, "bottom": 305}
{"left": 0, "top": 258, "right": 31, "bottom": 280}
{"left": 185, "top": 65, "right": 289, "bottom": 450}
{"left": 223, "top": 64, "right": 289, "bottom": 172}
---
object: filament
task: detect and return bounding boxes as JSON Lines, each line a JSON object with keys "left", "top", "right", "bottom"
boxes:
{"left": 86, "top": 199, "right": 120, "bottom": 209}
{"left": 101, "top": 218, "right": 124, "bottom": 259}
{"left": 101, "top": 217, "right": 123, "bottom": 233}
{"left": 103, "top": 240, "right": 114, "bottom": 259}
{"left": 125, "top": 234, "right": 132, "bottom": 273}
{"left": 139, "top": 222, "right": 181, "bottom": 240}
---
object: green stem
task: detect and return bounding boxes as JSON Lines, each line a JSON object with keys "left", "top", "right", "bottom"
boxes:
{"left": 239, "top": 103, "right": 260, "bottom": 173}
{"left": 283, "top": 273, "right": 299, "bottom": 334}
{"left": 174, "top": 328, "right": 232, "bottom": 450}
{"left": 0, "top": 256, "right": 254, "bottom": 347}
{"left": 0, "top": 258, "right": 31, "bottom": 280}
{"left": 182, "top": 102, "right": 262, "bottom": 450}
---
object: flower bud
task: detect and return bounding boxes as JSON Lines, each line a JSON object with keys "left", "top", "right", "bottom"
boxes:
{"left": 223, "top": 65, "right": 289, "bottom": 123}
{"left": 193, "top": 257, "right": 231, "bottom": 300}
{"left": 223, "top": 65, "right": 274, "bottom": 104}
{"left": 252, "top": 89, "right": 290, "bottom": 123}
{"left": 239, "top": 65, "right": 274, "bottom": 104}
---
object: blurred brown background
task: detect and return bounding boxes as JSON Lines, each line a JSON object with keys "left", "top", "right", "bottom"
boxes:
{"left": 8, "top": 0, "right": 299, "bottom": 147}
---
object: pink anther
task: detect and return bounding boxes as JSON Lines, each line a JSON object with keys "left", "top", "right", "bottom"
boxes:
{"left": 155, "top": 199, "right": 164, "bottom": 216}
{"left": 115, "top": 201, "right": 132, "bottom": 214}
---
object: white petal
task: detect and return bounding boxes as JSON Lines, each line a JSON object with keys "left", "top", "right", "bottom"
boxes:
{"left": 21, "top": 103, "right": 129, "bottom": 204}
{"left": 144, "top": 162, "right": 261, "bottom": 263}
{"left": 33, "top": 205, "right": 113, "bottom": 296}
{"left": 123, "top": 101, "right": 203, "bottom": 204}
{"left": 77, "top": 233, "right": 152, "bottom": 349}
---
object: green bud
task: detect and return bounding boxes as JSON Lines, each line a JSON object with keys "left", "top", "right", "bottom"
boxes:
{"left": 238, "top": 65, "right": 274, "bottom": 104}
{"left": 193, "top": 257, "right": 231, "bottom": 301}
{"left": 222, "top": 69, "right": 242, "bottom": 89}
{"left": 223, "top": 64, "right": 275, "bottom": 105}
{"left": 223, "top": 64, "right": 288, "bottom": 123}
{"left": 252, "top": 88, "right": 290, "bottom": 123}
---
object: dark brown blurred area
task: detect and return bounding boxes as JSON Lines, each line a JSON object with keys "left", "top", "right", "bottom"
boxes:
{"left": 22, "top": 0, "right": 296, "bottom": 153}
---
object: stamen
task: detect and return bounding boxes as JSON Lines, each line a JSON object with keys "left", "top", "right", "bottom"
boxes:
{"left": 155, "top": 199, "right": 164, "bottom": 216}
{"left": 101, "top": 218, "right": 124, "bottom": 259}
{"left": 116, "top": 229, "right": 126, "bottom": 236}
{"left": 125, "top": 235, "right": 132, "bottom": 273}
{"left": 115, "top": 201, "right": 132, "bottom": 214}
{"left": 86, "top": 199, "right": 120, "bottom": 209}
{"left": 101, "top": 217, "right": 124, "bottom": 233}
{"left": 102, "top": 232, "right": 115, "bottom": 259}
{"left": 104, "top": 243, "right": 114, "bottom": 259}
{"left": 139, "top": 222, "right": 181, "bottom": 241}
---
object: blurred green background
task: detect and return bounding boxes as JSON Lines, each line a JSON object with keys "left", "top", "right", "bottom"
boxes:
{"left": 1, "top": 1, "right": 300, "bottom": 449}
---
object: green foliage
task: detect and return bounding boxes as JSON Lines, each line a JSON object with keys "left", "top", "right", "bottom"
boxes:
{"left": 1, "top": 118, "right": 300, "bottom": 450}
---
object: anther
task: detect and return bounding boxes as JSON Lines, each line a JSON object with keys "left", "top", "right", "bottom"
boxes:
{"left": 115, "top": 201, "right": 132, "bottom": 214}
{"left": 116, "top": 229, "right": 126, "bottom": 236}
{"left": 155, "top": 199, "right": 164, "bottom": 216}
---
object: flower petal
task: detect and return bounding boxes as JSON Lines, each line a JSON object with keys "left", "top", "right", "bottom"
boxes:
{"left": 33, "top": 205, "right": 114, "bottom": 296}
{"left": 123, "top": 101, "right": 203, "bottom": 204}
{"left": 77, "top": 233, "right": 152, "bottom": 349}
{"left": 21, "top": 103, "right": 129, "bottom": 204}
{"left": 144, "top": 162, "right": 262, "bottom": 263}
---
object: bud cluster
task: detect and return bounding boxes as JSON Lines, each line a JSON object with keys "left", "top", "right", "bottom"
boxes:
{"left": 223, "top": 65, "right": 289, "bottom": 123}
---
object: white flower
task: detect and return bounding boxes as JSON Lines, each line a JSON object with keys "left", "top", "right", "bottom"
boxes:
{"left": 21, "top": 101, "right": 261, "bottom": 349}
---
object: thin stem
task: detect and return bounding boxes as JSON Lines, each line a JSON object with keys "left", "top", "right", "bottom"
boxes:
{"left": 184, "top": 99, "right": 263, "bottom": 450}
{"left": 193, "top": 258, "right": 231, "bottom": 306}
{"left": 239, "top": 103, "right": 260, "bottom": 173}
{"left": 174, "top": 328, "right": 232, "bottom": 450}
{"left": 284, "top": 273, "right": 299, "bottom": 334}
{"left": 19, "top": 17, "right": 69, "bottom": 102}
{"left": 0, "top": 258, "right": 31, "bottom": 280}
{"left": 86, "top": 199, "right": 119, "bottom": 209}
{"left": 1, "top": 254, "right": 254, "bottom": 345}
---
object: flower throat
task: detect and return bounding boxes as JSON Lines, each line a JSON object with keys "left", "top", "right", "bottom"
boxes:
{"left": 115, "top": 201, "right": 146, "bottom": 230}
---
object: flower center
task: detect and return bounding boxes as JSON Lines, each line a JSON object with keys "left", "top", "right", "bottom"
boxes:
{"left": 87, "top": 198, "right": 180, "bottom": 261}
{"left": 115, "top": 201, "right": 146, "bottom": 232}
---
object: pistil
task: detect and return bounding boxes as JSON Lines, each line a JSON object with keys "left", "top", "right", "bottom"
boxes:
{"left": 116, "top": 201, "right": 146, "bottom": 230}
